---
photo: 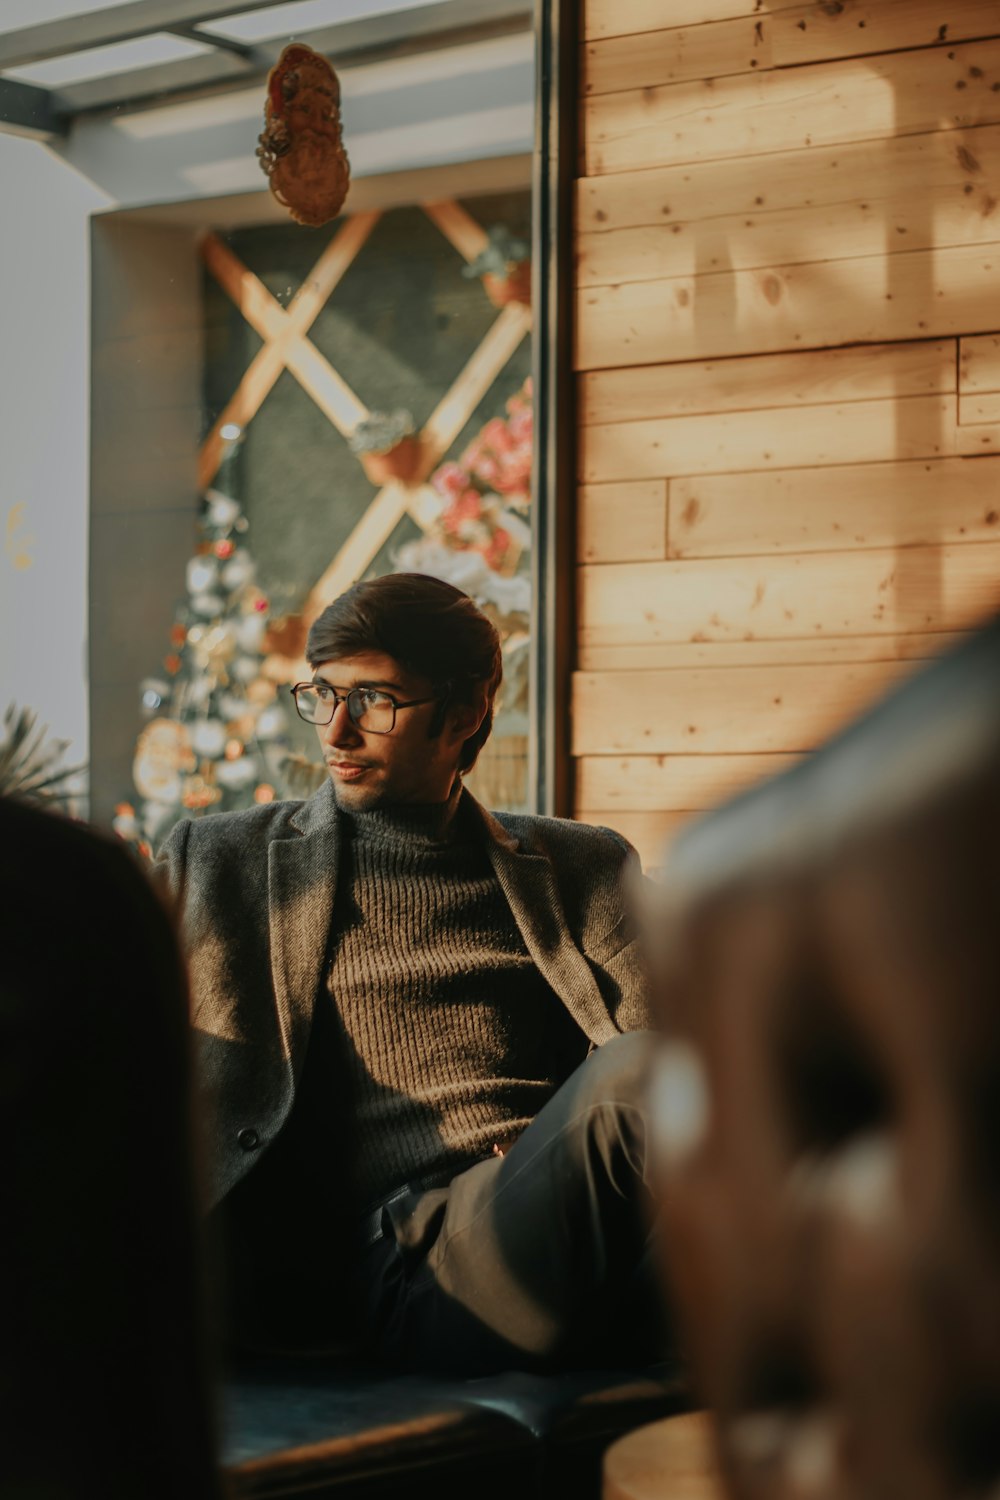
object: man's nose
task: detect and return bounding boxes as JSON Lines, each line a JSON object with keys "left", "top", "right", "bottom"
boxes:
{"left": 322, "top": 699, "right": 362, "bottom": 746}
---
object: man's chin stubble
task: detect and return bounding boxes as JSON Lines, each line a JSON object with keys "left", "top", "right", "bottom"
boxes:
{"left": 329, "top": 777, "right": 385, "bottom": 811}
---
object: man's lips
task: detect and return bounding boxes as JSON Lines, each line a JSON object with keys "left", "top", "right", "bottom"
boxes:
{"left": 327, "top": 760, "right": 371, "bottom": 778}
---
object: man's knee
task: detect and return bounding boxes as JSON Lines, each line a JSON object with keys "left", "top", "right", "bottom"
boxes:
{"left": 583, "top": 1029, "right": 657, "bottom": 1108}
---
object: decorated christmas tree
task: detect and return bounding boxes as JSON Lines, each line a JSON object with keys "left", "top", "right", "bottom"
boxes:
{"left": 116, "top": 489, "right": 292, "bottom": 853}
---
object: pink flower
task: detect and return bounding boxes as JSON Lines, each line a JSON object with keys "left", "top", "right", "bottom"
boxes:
{"left": 432, "top": 461, "right": 469, "bottom": 500}
{"left": 476, "top": 454, "right": 501, "bottom": 486}
{"left": 493, "top": 452, "right": 531, "bottom": 495}
{"left": 485, "top": 527, "right": 512, "bottom": 569}
{"left": 458, "top": 518, "right": 490, "bottom": 546}
{"left": 442, "top": 488, "right": 483, "bottom": 534}
{"left": 482, "top": 417, "right": 514, "bottom": 454}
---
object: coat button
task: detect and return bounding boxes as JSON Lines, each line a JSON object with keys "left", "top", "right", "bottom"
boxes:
{"left": 238, "top": 1128, "right": 260, "bottom": 1151}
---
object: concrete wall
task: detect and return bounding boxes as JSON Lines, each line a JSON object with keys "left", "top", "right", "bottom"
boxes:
{"left": 88, "top": 218, "right": 203, "bottom": 827}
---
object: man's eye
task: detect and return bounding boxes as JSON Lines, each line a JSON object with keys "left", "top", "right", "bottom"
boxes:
{"left": 314, "top": 685, "right": 333, "bottom": 700}
{"left": 359, "top": 689, "right": 388, "bottom": 707}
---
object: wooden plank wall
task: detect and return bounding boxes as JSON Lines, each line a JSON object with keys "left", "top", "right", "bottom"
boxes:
{"left": 573, "top": 0, "right": 1000, "bottom": 868}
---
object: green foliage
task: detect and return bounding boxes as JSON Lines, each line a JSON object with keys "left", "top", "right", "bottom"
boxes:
{"left": 348, "top": 409, "right": 416, "bottom": 456}
{"left": 0, "top": 705, "right": 84, "bottom": 807}
{"left": 463, "top": 225, "right": 531, "bottom": 279}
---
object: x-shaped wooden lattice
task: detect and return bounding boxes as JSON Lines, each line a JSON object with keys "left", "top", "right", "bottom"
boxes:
{"left": 199, "top": 200, "right": 532, "bottom": 623}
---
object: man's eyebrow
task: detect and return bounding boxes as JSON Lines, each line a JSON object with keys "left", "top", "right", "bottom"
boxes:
{"left": 310, "top": 675, "right": 405, "bottom": 692}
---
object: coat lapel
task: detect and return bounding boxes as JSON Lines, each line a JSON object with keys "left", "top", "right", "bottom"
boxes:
{"left": 471, "top": 797, "right": 619, "bottom": 1048}
{"left": 267, "top": 779, "right": 341, "bottom": 1074}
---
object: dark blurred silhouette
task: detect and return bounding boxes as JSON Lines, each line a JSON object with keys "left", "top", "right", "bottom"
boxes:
{"left": 647, "top": 615, "right": 1000, "bottom": 1500}
{"left": 0, "top": 796, "right": 222, "bottom": 1500}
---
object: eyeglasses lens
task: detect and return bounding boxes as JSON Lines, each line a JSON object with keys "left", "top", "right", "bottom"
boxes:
{"left": 294, "top": 687, "right": 395, "bottom": 732}
{"left": 294, "top": 688, "right": 323, "bottom": 724}
{"left": 349, "top": 689, "right": 395, "bottom": 733}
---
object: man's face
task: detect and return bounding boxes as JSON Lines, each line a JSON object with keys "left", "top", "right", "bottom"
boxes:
{"left": 311, "top": 650, "right": 478, "bottom": 810}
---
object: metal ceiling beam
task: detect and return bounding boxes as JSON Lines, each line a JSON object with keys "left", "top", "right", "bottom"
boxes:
{"left": 166, "top": 24, "right": 260, "bottom": 61}
{"left": 44, "top": 0, "right": 532, "bottom": 120}
{"left": 0, "top": 0, "right": 284, "bottom": 71}
{"left": 0, "top": 76, "right": 66, "bottom": 139}
{"left": 49, "top": 50, "right": 255, "bottom": 115}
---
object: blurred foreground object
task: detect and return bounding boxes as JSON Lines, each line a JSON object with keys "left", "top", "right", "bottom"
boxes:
{"left": 257, "top": 43, "right": 350, "bottom": 228}
{"left": 645, "top": 615, "right": 1000, "bottom": 1500}
{"left": 604, "top": 1412, "right": 722, "bottom": 1500}
{"left": 0, "top": 797, "right": 221, "bottom": 1499}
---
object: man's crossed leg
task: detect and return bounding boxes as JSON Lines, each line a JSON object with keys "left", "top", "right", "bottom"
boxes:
{"left": 361, "top": 1032, "right": 668, "bottom": 1374}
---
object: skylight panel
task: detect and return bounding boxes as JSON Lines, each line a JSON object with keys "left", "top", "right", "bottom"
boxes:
{"left": 208, "top": 0, "right": 438, "bottom": 45}
{"left": 4, "top": 32, "right": 213, "bottom": 89}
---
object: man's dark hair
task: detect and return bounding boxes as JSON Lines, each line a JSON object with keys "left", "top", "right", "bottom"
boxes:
{"left": 306, "top": 573, "right": 503, "bottom": 772}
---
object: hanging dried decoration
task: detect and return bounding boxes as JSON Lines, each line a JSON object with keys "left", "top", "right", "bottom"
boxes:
{"left": 256, "top": 43, "right": 350, "bottom": 228}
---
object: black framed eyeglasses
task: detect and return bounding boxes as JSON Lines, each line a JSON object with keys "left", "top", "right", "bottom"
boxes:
{"left": 290, "top": 682, "right": 441, "bottom": 734}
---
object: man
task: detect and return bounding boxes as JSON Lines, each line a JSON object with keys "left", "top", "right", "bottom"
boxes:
{"left": 159, "top": 573, "right": 664, "bottom": 1373}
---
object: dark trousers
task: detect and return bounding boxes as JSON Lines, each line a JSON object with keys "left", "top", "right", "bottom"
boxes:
{"left": 359, "top": 1030, "right": 669, "bottom": 1375}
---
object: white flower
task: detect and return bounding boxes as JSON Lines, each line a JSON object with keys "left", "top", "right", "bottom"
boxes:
{"left": 391, "top": 541, "right": 531, "bottom": 618}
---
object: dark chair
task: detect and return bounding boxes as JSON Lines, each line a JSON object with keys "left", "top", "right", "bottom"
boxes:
{"left": 222, "top": 1359, "right": 689, "bottom": 1499}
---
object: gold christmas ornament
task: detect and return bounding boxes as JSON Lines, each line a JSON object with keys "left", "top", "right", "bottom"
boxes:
{"left": 226, "top": 714, "right": 257, "bottom": 743}
{"left": 257, "top": 43, "right": 350, "bottom": 228}
{"left": 246, "top": 675, "right": 277, "bottom": 707}
{"left": 133, "top": 718, "right": 195, "bottom": 803}
{"left": 181, "top": 773, "right": 222, "bottom": 811}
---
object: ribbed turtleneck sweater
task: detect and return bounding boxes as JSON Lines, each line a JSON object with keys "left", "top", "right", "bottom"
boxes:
{"left": 326, "top": 787, "right": 586, "bottom": 1211}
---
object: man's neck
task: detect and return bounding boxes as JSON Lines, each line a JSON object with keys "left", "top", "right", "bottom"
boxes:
{"left": 344, "top": 779, "right": 465, "bottom": 846}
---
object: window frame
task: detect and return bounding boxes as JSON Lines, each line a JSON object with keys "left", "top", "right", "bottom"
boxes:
{"left": 529, "top": 0, "right": 578, "bottom": 818}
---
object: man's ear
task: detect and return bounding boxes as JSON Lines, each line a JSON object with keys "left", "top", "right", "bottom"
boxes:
{"left": 445, "top": 691, "right": 489, "bottom": 748}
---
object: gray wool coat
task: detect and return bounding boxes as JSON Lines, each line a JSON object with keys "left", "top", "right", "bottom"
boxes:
{"left": 157, "top": 779, "right": 652, "bottom": 1209}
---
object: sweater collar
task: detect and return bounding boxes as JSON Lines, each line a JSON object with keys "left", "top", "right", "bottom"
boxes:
{"left": 289, "top": 775, "right": 472, "bottom": 845}
{"left": 343, "top": 778, "right": 465, "bottom": 849}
